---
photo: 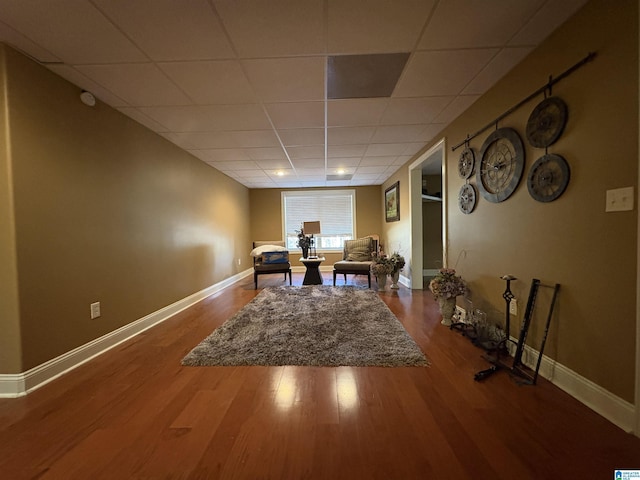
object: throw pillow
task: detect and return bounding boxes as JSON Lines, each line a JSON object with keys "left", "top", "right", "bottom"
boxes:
{"left": 344, "top": 237, "right": 373, "bottom": 261}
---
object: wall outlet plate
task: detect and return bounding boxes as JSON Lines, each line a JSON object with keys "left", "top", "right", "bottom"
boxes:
{"left": 90, "top": 302, "right": 101, "bottom": 319}
{"left": 509, "top": 299, "right": 518, "bottom": 316}
{"left": 454, "top": 305, "right": 466, "bottom": 323}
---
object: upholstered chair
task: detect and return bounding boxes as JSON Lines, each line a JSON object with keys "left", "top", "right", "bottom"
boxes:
{"left": 252, "top": 241, "right": 292, "bottom": 289}
{"left": 332, "top": 237, "right": 378, "bottom": 288}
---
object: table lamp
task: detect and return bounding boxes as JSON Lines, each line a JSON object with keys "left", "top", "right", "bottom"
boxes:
{"left": 303, "top": 221, "right": 321, "bottom": 258}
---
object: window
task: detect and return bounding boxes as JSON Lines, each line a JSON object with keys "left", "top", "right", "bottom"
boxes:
{"left": 282, "top": 190, "right": 356, "bottom": 252}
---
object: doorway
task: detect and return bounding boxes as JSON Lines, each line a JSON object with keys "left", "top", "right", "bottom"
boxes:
{"left": 408, "top": 138, "right": 447, "bottom": 290}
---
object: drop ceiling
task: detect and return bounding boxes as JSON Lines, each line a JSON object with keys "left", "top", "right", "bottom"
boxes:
{"left": 0, "top": 0, "right": 588, "bottom": 188}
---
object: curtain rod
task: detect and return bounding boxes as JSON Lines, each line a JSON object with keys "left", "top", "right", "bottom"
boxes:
{"left": 451, "top": 52, "right": 597, "bottom": 152}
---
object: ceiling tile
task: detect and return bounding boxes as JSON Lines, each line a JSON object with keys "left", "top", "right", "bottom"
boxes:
{"left": 158, "top": 61, "right": 256, "bottom": 104}
{"left": 117, "top": 107, "right": 170, "bottom": 132}
{"left": 381, "top": 97, "right": 453, "bottom": 124}
{"left": 327, "top": 145, "right": 368, "bottom": 158}
{"left": 0, "top": 0, "right": 146, "bottom": 64}
{"left": 355, "top": 165, "right": 388, "bottom": 174}
{"left": 327, "top": 98, "right": 389, "bottom": 127}
{"left": 286, "top": 145, "right": 325, "bottom": 160}
{"left": 94, "top": 0, "right": 234, "bottom": 61}
{"left": 162, "top": 132, "right": 238, "bottom": 149}
{"left": 75, "top": 63, "right": 191, "bottom": 106}
{"left": 290, "top": 159, "right": 325, "bottom": 169}
{"left": 418, "top": 0, "right": 545, "bottom": 50}
{"left": 139, "top": 105, "right": 271, "bottom": 131}
{"left": 371, "top": 125, "right": 430, "bottom": 143}
{"left": 245, "top": 147, "right": 287, "bottom": 160}
{"left": 463, "top": 47, "right": 533, "bottom": 95}
{"left": 365, "top": 143, "right": 412, "bottom": 156}
{"left": 359, "top": 156, "right": 398, "bottom": 166}
{"left": 256, "top": 159, "right": 294, "bottom": 170}
{"left": 433, "top": 96, "right": 480, "bottom": 124}
{"left": 214, "top": 0, "right": 325, "bottom": 57}
{"left": 328, "top": 0, "right": 436, "bottom": 53}
{"left": 327, "top": 127, "right": 376, "bottom": 145}
{"left": 327, "top": 157, "right": 361, "bottom": 167}
{"left": 278, "top": 128, "right": 325, "bottom": 146}
{"left": 394, "top": 49, "right": 499, "bottom": 97}
{"left": 242, "top": 57, "right": 325, "bottom": 102}
{"left": 265, "top": 102, "right": 325, "bottom": 129}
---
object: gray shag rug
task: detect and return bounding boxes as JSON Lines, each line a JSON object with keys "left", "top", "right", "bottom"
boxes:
{"left": 182, "top": 286, "right": 429, "bottom": 367}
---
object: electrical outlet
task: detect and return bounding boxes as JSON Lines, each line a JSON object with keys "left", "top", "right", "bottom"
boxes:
{"left": 90, "top": 302, "right": 101, "bottom": 319}
{"left": 605, "top": 186, "right": 634, "bottom": 212}
{"left": 509, "top": 299, "right": 518, "bottom": 316}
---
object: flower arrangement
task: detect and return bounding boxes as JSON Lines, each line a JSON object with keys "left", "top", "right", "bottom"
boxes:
{"left": 370, "top": 252, "right": 394, "bottom": 276}
{"left": 429, "top": 268, "right": 467, "bottom": 299}
{"left": 389, "top": 252, "right": 405, "bottom": 274}
{"left": 296, "top": 227, "right": 311, "bottom": 249}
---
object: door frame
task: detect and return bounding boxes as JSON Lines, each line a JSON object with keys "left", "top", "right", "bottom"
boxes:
{"left": 408, "top": 138, "right": 447, "bottom": 289}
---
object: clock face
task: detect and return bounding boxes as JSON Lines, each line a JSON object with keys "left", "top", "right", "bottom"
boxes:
{"left": 477, "top": 128, "right": 525, "bottom": 203}
{"left": 527, "top": 154, "right": 570, "bottom": 202}
{"left": 526, "top": 96, "right": 568, "bottom": 148}
{"left": 458, "top": 183, "right": 477, "bottom": 214}
{"left": 458, "top": 147, "right": 475, "bottom": 179}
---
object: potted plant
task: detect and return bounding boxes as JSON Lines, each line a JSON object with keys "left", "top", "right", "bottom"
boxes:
{"left": 389, "top": 252, "right": 405, "bottom": 289}
{"left": 296, "top": 227, "right": 311, "bottom": 258}
{"left": 428, "top": 268, "right": 467, "bottom": 326}
{"left": 370, "top": 253, "right": 394, "bottom": 289}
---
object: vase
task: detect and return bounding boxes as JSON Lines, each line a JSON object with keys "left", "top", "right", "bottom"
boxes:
{"left": 438, "top": 297, "right": 457, "bottom": 326}
{"left": 301, "top": 247, "right": 309, "bottom": 258}
{"left": 376, "top": 274, "right": 387, "bottom": 290}
{"left": 390, "top": 270, "right": 400, "bottom": 289}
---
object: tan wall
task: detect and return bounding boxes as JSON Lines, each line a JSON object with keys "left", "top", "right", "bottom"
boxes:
{"left": 0, "top": 47, "right": 22, "bottom": 373}
{"left": 1, "top": 45, "right": 250, "bottom": 372}
{"left": 249, "top": 186, "right": 382, "bottom": 266}
{"left": 384, "top": 0, "right": 638, "bottom": 401}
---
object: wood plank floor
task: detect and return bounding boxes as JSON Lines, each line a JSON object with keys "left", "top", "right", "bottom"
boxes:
{"left": 1, "top": 273, "right": 639, "bottom": 479}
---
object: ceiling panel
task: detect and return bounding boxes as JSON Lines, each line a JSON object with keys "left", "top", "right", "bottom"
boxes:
{"left": 158, "top": 61, "right": 256, "bottom": 104}
{"left": 94, "top": 0, "right": 234, "bottom": 61}
{"left": 0, "top": 0, "right": 588, "bottom": 187}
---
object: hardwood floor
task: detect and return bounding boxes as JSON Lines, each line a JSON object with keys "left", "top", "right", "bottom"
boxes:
{"left": 1, "top": 273, "right": 639, "bottom": 479}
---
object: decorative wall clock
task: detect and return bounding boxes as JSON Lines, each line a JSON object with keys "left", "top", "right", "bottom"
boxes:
{"left": 458, "top": 147, "right": 475, "bottom": 179}
{"left": 527, "top": 153, "right": 570, "bottom": 202}
{"left": 476, "top": 127, "right": 525, "bottom": 203}
{"left": 526, "top": 96, "right": 568, "bottom": 148}
{"left": 458, "top": 183, "right": 477, "bottom": 214}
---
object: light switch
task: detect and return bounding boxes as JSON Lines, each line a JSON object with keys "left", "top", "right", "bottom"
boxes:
{"left": 605, "top": 187, "right": 634, "bottom": 212}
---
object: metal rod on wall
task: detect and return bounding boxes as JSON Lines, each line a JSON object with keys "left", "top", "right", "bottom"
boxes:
{"left": 451, "top": 52, "right": 597, "bottom": 152}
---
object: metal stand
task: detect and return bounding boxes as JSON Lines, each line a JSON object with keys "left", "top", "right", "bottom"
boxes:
{"left": 474, "top": 275, "right": 517, "bottom": 380}
{"left": 474, "top": 277, "right": 560, "bottom": 385}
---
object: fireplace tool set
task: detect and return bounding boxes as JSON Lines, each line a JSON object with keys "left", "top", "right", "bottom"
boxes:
{"left": 473, "top": 275, "right": 560, "bottom": 384}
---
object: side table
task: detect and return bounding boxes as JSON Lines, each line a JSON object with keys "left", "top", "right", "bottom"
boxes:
{"left": 300, "top": 257, "right": 325, "bottom": 285}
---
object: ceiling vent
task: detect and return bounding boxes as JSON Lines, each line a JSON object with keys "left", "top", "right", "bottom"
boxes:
{"left": 327, "top": 53, "right": 410, "bottom": 99}
{"left": 326, "top": 174, "right": 353, "bottom": 181}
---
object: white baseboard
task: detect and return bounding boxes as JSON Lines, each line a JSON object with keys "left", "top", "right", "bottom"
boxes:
{"left": 0, "top": 268, "right": 253, "bottom": 398}
{"left": 506, "top": 339, "right": 635, "bottom": 433}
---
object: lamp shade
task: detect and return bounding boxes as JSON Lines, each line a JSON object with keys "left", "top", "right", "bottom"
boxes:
{"left": 303, "top": 221, "right": 321, "bottom": 235}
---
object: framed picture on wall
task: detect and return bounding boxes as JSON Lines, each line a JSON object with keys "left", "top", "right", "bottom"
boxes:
{"left": 385, "top": 181, "right": 400, "bottom": 222}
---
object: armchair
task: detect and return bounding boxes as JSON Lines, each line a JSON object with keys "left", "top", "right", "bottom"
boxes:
{"left": 332, "top": 237, "right": 378, "bottom": 288}
{"left": 252, "top": 241, "right": 292, "bottom": 289}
